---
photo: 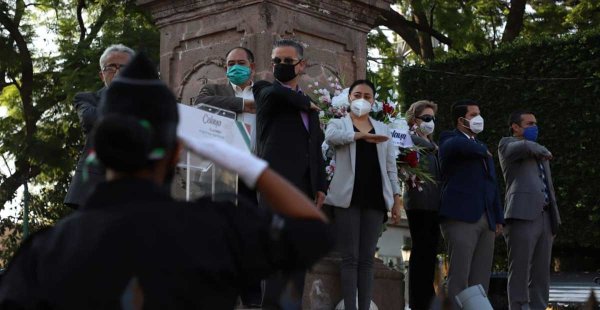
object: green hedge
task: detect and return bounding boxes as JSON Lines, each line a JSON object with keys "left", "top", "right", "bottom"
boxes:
{"left": 400, "top": 29, "right": 600, "bottom": 269}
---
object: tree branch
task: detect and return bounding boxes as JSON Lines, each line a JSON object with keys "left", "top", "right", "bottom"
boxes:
{"left": 1, "top": 154, "right": 13, "bottom": 175}
{"left": 386, "top": 6, "right": 453, "bottom": 47}
{"left": 0, "top": 163, "right": 40, "bottom": 210}
{"left": 0, "top": 2, "right": 38, "bottom": 209}
{"left": 501, "top": 0, "right": 527, "bottom": 43}
{"left": 429, "top": 1, "right": 437, "bottom": 29}
{"left": 411, "top": 1, "right": 435, "bottom": 61}
{"left": 375, "top": 9, "right": 422, "bottom": 59}
{"left": 0, "top": 7, "right": 34, "bottom": 142}
{"left": 13, "top": 0, "right": 25, "bottom": 27}
{"left": 76, "top": 0, "right": 87, "bottom": 44}
{"left": 81, "top": 4, "right": 112, "bottom": 48}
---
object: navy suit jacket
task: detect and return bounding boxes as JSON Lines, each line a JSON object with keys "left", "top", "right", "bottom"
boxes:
{"left": 439, "top": 129, "right": 504, "bottom": 230}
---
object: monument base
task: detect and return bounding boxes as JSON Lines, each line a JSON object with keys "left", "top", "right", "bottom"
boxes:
{"left": 304, "top": 254, "right": 405, "bottom": 309}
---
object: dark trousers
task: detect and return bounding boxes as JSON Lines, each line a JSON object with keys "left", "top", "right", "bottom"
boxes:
{"left": 237, "top": 179, "right": 262, "bottom": 307}
{"left": 262, "top": 171, "right": 312, "bottom": 310}
{"left": 406, "top": 209, "right": 440, "bottom": 310}
{"left": 335, "top": 205, "right": 385, "bottom": 310}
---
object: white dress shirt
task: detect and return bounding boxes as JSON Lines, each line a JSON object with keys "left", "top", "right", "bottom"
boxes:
{"left": 231, "top": 82, "right": 256, "bottom": 151}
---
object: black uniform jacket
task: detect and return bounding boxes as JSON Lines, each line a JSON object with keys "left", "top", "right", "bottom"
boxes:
{"left": 0, "top": 178, "right": 333, "bottom": 309}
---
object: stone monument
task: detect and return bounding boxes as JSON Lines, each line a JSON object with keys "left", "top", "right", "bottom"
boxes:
{"left": 137, "top": 0, "right": 392, "bottom": 103}
{"left": 137, "top": 0, "right": 405, "bottom": 308}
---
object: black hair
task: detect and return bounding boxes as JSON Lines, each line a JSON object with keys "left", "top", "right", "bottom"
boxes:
{"left": 225, "top": 47, "right": 255, "bottom": 63}
{"left": 273, "top": 39, "right": 304, "bottom": 59}
{"left": 94, "top": 115, "right": 154, "bottom": 172}
{"left": 348, "top": 79, "right": 376, "bottom": 95}
{"left": 508, "top": 110, "right": 534, "bottom": 134}
{"left": 451, "top": 99, "right": 479, "bottom": 127}
{"left": 94, "top": 53, "right": 178, "bottom": 173}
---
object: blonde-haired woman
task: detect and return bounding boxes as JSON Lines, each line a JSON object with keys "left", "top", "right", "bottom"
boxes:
{"left": 400, "top": 100, "right": 442, "bottom": 310}
{"left": 325, "top": 80, "right": 402, "bottom": 310}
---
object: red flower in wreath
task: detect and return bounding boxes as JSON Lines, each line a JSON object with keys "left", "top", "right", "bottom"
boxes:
{"left": 382, "top": 102, "right": 396, "bottom": 116}
{"left": 404, "top": 151, "right": 419, "bottom": 168}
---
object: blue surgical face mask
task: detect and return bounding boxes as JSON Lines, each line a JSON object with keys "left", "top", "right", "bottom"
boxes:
{"left": 523, "top": 125, "right": 538, "bottom": 142}
{"left": 226, "top": 64, "right": 251, "bottom": 86}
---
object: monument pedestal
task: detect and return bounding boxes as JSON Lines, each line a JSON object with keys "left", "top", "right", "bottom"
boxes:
{"left": 304, "top": 254, "right": 405, "bottom": 309}
{"left": 137, "top": 0, "right": 392, "bottom": 103}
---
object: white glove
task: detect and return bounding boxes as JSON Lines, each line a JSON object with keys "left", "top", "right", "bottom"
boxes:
{"left": 178, "top": 133, "right": 268, "bottom": 188}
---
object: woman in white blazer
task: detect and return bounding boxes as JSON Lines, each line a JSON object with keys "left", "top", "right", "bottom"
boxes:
{"left": 324, "top": 80, "right": 402, "bottom": 310}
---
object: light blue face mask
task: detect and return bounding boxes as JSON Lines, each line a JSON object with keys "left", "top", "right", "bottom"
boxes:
{"left": 226, "top": 64, "right": 251, "bottom": 86}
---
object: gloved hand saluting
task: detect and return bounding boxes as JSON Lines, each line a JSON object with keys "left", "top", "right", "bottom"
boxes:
{"left": 177, "top": 132, "right": 268, "bottom": 189}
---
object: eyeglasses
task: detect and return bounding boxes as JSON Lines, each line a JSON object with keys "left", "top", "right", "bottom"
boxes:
{"left": 417, "top": 115, "right": 435, "bottom": 122}
{"left": 102, "top": 63, "right": 127, "bottom": 73}
{"left": 271, "top": 57, "right": 301, "bottom": 65}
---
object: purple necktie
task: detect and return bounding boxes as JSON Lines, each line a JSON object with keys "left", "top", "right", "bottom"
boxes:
{"left": 300, "top": 111, "right": 309, "bottom": 131}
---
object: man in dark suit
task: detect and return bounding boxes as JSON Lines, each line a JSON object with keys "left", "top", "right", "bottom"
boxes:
{"left": 253, "top": 39, "right": 326, "bottom": 309}
{"left": 498, "top": 111, "right": 561, "bottom": 310}
{"left": 438, "top": 99, "right": 505, "bottom": 308}
{"left": 64, "top": 44, "right": 134, "bottom": 208}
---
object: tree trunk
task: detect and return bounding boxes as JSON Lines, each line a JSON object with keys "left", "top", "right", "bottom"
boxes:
{"left": 412, "top": 9, "right": 434, "bottom": 61}
{"left": 502, "top": 0, "right": 527, "bottom": 43}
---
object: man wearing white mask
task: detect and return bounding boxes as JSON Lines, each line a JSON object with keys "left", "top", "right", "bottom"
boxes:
{"left": 324, "top": 80, "right": 402, "bottom": 310}
{"left": 438, "top": 99, "right": 505, "bottom": 309}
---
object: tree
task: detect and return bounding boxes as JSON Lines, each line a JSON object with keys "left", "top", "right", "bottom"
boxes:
{"left": 367, "top": 0, "right": 600, "bottom": 107}
{"left": 372, "top": 0, "right": 600, "bottom": 62}
{"left": 0, "top": 0, "right": 159, "bottom": 266}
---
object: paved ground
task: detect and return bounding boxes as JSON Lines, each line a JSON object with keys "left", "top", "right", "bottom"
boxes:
{"left": 549, "top": 272, "right": 600, "bottom": 305}
{"left": 236, "top": 272, "right": 600, "bottom": 309}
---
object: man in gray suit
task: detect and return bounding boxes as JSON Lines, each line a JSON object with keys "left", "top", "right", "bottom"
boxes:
{"left": 194, "top": 47, "right": 257, "bottom": 149}
{"left": 498, "top": 111, "right": 561, "bottom": 310}
{"left": 64, "top": 44, "right": 134, "bottom": 208}
{"left": 194, "top": 47, "right": 261, "bottom": 308}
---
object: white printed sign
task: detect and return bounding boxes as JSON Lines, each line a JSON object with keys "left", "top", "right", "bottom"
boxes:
{"left": 178, "top": 104, "right": 233, "bottom": 143}
{"left": 176, "top": 103, "right": 251, "bottom": 201}
{"left": 389, "top": 128, "right": 414, "bottom": 148}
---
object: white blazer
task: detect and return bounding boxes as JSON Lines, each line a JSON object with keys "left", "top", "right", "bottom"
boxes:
{"left": 324, "top": 115, "right": 401, "bottom": 210}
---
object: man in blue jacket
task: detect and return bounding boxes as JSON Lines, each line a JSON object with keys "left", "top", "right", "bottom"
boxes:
{"left": 439, "top": 99, "right": 504, "bottom": 308}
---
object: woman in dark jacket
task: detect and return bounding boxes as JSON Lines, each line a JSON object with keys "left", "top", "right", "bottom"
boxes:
{"left": 398, "top": 100, "right": 442, "bottom": 310}
{"left": 0, "top": 53, "right": 332, "bottom": 310}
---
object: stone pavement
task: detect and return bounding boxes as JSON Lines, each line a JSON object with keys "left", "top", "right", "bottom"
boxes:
{"left": 549, "top": 272, "right": 600, "bottom": 306}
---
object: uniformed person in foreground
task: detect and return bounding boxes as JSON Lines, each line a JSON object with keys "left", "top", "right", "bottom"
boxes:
{"left": 0, "top": 53, "right": 333, "bottom": 309}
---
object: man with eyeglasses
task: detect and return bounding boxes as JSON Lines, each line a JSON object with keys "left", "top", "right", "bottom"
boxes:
{"left": 64, "top": 44, "right": 134, "bottom": 209}
{"left": 498, "top": 111, "right": 560, "bottom": 310}
{"left": 253, "top": 39, "right": 326, "bottom": 309}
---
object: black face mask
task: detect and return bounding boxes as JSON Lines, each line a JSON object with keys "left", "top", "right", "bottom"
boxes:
{"left": 273, "top": 63, "right": 297, "bottom": 82}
